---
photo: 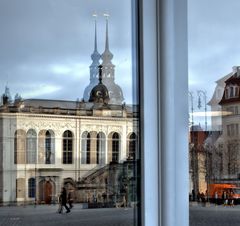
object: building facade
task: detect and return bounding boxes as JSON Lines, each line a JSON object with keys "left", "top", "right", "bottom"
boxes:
{"left": 0, "top": 19, "right": 139, "bottom": 206}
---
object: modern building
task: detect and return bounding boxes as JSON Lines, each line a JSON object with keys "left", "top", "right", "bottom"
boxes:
{"left": 0, "top": 19, "right": 139, "bottom": 206}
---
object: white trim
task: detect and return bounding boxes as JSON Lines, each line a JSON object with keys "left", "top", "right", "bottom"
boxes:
{"left": 141, "top": 0, "right": 188, "bottom": 225}
{"left": 140, "top": 0, "right": 159, "bottom": 225}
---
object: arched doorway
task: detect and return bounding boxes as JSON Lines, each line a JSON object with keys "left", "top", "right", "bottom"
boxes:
{"left": 44, "top": 181, "right": 52, "bottom": 204}
{"left": 38, "top": 179, "right": 55, "bottom": 204}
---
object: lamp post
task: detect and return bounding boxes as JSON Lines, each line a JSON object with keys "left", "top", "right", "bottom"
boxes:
{"left": 197, "top": 90, "right": 207, "bottom": 131}
{"left": 188, "top": 91, "right": 197, "bottom": 199}
{"left": 188, "top": 92, "right": 194, "bottom": 130}
{"left": 197, "top": 90, "right": 209, "bottom": 202}
{"left": 204, "top": 143, "right": 211, "bottom": 203}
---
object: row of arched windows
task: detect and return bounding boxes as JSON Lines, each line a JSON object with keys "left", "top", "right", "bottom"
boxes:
{"left": 14, "top": 129, "right": 137, "bottom": 165}
{"left": 14, "top": 129, "right": 55, "bottom": 164}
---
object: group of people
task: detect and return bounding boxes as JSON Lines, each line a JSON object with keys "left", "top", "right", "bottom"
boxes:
{"left": 220, "top": 190, "right": 235, "bottom": 207}
{"left": 191, "top": 189, "right": 208, "bottom": 203}
{"left": 58, "top": 187, "right": 74, "bottom": 214}
{"left": 191, "top": 188, "right": 236, "bottom": 206}
{"left": 196, "top": 190, "right": 208, "bottom": 203}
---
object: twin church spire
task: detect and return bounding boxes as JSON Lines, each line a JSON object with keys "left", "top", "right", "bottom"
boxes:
{"left": 90, "top": 15, "right": 101, "bottom": 81}
{"left": 83, "top": 14, "right": 124, "bottom": 105}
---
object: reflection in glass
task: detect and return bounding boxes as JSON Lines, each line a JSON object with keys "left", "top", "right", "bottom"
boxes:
{"left": 0, "top": 0, "right": 139, "bottom": 225}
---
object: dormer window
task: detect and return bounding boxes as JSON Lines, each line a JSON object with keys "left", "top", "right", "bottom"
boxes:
{"left": 230, "top": 86, "right": 234, "bottom": 97}
{"left": 235, "top": 86, "right": 239, "bottom": 97}
{"left": 225, "top": 85, "right": 239, "bottom": 99}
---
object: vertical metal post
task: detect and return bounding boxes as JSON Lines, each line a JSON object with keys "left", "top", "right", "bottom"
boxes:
{"left": 188, "top": 92, "right": 194, "bottom": 129}
{"left": 198, "top": 90, "right": 209, "bottom": 202}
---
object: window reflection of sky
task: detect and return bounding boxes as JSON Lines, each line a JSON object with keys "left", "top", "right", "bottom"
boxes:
{"left": 0, "top": 0, "right": 134, "bottom": 103}
{"left": 189, "top": 0, "right": 240, "bottom": 128}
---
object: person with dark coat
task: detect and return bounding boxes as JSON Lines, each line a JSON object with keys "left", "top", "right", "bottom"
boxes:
{"left": 58, "top": 187, "right": 70, "bottom": 213}
{"left": 192, "top": 189, "right": 196, "bottom": 201}
{"left": 68, "top": 190, "right": 74, "bottom": 209}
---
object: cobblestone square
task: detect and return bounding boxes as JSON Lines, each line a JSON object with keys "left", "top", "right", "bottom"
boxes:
{"left": 190, "top": 204, "right": 240, "bottom": 226}
{"left": 0, "top": 205, "right": 137, "bottom": 226}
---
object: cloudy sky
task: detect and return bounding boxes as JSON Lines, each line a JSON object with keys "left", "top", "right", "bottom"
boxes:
{"left": 188, "top": 0, "right": 240, "bottom": 104}
{"left": 0, "top": 0, "right": 239, "bottom": 110}
{"left": 188, "top": 0, "right": 240, "bottom": 127}
{"left": 0, "top": 0, "right": 133, "bottom": 103}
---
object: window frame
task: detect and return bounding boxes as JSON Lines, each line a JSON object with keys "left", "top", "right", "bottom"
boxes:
{"left": 139, "top": 0, "right": 188, "bottom": 225}
{"left": 112, "top": 132, "right": 120, "bottom": 163}
{"left": 28, "top": 178, "right": 36, "bottom": 198}
{"left": 62, "top": 130, "right": 73, "bottom": 164}
{"left": 26, "top": 129, "right": 37, "bottom": 164}
{"left": 86, "top": 133, "right": 91, "bottom": 164}
{"left": 45, "top": 130, "right": 52, "bottom": 164}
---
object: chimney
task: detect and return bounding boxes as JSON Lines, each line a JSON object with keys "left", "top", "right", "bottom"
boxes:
{"left": 232, "top": 66, "right": 240, "bottom": 77}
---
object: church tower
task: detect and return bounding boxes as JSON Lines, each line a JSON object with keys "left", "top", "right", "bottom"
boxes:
{"left": 83, "top": 15, "right": 101, "bottom": 102}
{"left": 83, "top": 15, "right": 124, "bottom": 105}
{"left": 100, "top": 14, "right": 124, "bottom": 105}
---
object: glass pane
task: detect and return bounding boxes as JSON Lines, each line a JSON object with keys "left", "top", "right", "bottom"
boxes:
{"left": 189, "top": 1, "right": 240, "bottom": 225}
{"left": 0, "top": 0, "right": 140, "bottom": 225}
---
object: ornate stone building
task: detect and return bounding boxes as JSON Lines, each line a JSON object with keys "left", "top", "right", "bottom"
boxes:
{"left": 0, "top": 19, "right": 139, "bottom": 206}
{"left": 200, "top": 66, "right": 240, "bottom": 187}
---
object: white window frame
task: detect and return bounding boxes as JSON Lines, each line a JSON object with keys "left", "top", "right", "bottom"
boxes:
{"left": 140, "top": 0, "right": 188, "bottom": 225}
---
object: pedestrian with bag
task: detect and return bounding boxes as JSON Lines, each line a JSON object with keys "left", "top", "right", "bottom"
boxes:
{"left": 58, "top": 187, "right": 70, "bottom": 213}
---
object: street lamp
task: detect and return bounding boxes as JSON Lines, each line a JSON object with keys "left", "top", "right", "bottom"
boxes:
{"left": 198, "top": 90, "right": 210, "bottom": 203}
{"left": 197, "top": 90, "right": 207, "bottom": 131}
{"left": 188, "top": 91, "right": 194, "bottom": 130}
{"left": 189, "top": 91, "right": 198, "bottom": 199}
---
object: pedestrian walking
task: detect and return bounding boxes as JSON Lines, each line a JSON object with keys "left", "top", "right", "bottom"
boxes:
{"left": 214, "top": 191, "right": 218, "bottom": 206}
{"left": 229, "top": 190, "right": 234, "bottom": 207}
{"left": 197, "top": 191, "right": 201, "bottom": 202}
{"left": 200, "top": 192, "right": 205, "bottom": 203}
{"left": 58, "top": 187, "right": 70, "bottom": 213}
{"left": 68, "top": 190, "right": 74, "bottom": 209}
{"left": 192, "top": 189, "right": 196, "bottom": 201}
{"left": 57, "top": 193, "right": 63, "bottom": 213}
{"left": 222, "top": 191, "right": 228, "bottom": 206}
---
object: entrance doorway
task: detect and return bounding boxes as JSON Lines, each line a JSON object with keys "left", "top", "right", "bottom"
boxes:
{"left": 39, "top": 179, "right": 55, "bottom": 204}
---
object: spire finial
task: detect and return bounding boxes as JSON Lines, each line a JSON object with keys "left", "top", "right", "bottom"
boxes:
{"left": 92, "top": 12, "right": 98, "bottom": 51}
{"left": 103, "top": 13, "right": 110, "bottom": 51}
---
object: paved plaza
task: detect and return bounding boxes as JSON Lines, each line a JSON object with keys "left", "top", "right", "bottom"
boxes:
{"left": 3, "top": 203, "right": 240, "bottom": 226}
{"left": 190, "top": 204, "right": 240, "bottom": 226}
{"left": 0, "top": 204, "right": 137, "bottom": 226}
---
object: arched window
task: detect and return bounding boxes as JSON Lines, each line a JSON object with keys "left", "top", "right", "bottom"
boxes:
{"left": 128, "top": 133, "right": 137, "bottom": 160}
{"left": 81, "top": 131, "right": 91, "bottom": 164}
{"left": 14, "top": 130, "right": 26, "bottom": 164}
{"left": 234, "top": 86, "right": 239, "bottom": 97}
{"left": 230, "top": 86, "right": 234, "bottom": 97}
{"left": 63, "top": 130, "right": 73, "bottom": 164}
{"left": 97, "top": 132, "right": 106, "bottom": 164}
{"left": 45, "top": 130, "right": 55, "bottom": 164}
{"left": 28, "top": 178, "right": 36, "bottom": 198}
{"left": 86, "top": 133, "right": 91, "bottom": 164}
{"left": 26, "top": 129, "right": 37, "bottom": 164}
{"left": 112, "top": 132, "right": 120, "bottom": 162}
